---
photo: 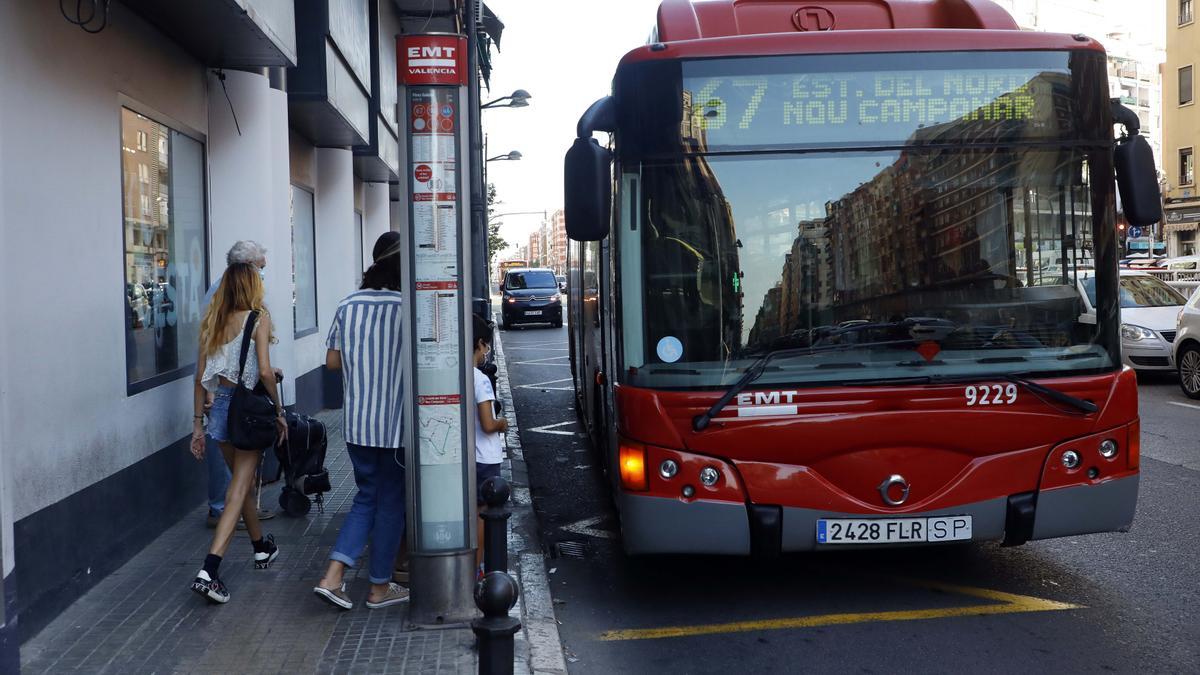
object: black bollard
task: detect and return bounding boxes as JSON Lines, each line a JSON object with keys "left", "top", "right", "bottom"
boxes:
{"left": 472, "top": 571, "right": 521, "bottom": 675}
{"left": 480, "top": 476, "right": 512, "bottom": 573}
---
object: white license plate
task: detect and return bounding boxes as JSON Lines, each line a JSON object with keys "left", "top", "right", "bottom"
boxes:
{"left": 816, "top": 515, "right": 972, "bottom": 545}
{"left": 525, "top": 310, "right": 542, "bottom": 316}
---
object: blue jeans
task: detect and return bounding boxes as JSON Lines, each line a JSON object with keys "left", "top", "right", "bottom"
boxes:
{"left": 331, "top": 443, "right": 406, "bottom": 584}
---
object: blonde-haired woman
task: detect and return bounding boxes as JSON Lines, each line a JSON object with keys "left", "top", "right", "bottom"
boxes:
{"left": 188, "top": 262, "right": 287, "bottom": 603}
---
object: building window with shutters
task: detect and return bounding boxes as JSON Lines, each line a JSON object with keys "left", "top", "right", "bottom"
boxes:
{"left": 1182, "top": 148, "right": 1195, "bottom": 187}
{"left": 1181, "top": 65, "right": 1194, "bottom": 106}
{"left": 1182, "top": 0, "right": 1194, "bottom": 25}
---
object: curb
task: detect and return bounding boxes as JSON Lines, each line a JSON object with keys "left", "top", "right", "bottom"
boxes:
{"left": 493, "top": 322, "right": 569, "bottom": 675}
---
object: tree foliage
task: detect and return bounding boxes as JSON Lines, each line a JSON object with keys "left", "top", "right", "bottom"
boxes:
{"left": 486, "top": 183, "right": 507, "bottom": 267}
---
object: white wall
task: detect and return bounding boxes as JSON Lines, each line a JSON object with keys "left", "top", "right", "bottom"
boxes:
{"left": 0, "top": 2, "right": 207, "bottom": 521}
{"left": 363, "top": 182, "right": 391, "bottom": 259}
{"left": 206, "top": 70, "right": 297, "bottom": 404}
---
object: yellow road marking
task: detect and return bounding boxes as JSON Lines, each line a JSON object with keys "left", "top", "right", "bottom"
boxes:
{"left": 598, "top": 578, "right": 1082, "bottom": 642}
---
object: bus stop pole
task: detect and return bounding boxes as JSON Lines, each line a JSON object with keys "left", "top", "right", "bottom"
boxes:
{"left": 398, "top": 33, "right": 478, "bottom": 625}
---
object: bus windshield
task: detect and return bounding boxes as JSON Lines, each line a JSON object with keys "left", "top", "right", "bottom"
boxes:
{"left": 614, "top": 51, "right": 1117, "bottom": 389}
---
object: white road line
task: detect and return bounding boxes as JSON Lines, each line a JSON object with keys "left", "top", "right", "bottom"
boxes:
{"left": 528, "top": 421, "right": 583, "bottom": 436}
{"left": 561, "top": 515, "right": 617, "bottom": 540}
{"left": 506, "top": 346, "right": 569, "bottom": 351}
{"left": 515, "top": 378, "right": 574, "bottom": 391}
{"left": 1168, "top": 401, "right": 1200, "bottom": 411}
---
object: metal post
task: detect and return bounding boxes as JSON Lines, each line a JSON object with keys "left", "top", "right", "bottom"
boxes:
{"left": 473, "top": 476, "right": 519, "bottom": 675}
{"left": 480, "top": 476, "right": 512, "bottom": 573}
{"left": 467, "top": 0, "right": 490, "bottom": 321}
{"left": 472, "top": 572, "right": 521, "bottom": 675}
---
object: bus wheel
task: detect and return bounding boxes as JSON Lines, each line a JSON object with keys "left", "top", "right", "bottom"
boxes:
{"left": 1179, "top": 344, "right": 1200, "bottom": 399}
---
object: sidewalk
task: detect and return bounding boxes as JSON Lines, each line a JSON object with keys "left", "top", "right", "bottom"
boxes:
{"left": 19, "top": 326, "right": 567, "bottom": 674}
{"left": 21, "top": 410, "right": 476, "bottom": 675}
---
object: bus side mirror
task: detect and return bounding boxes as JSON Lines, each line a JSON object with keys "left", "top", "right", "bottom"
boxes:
{"left": 564, "top": 136, "right": 612, "bottom": 241}
{"left": 1115, "top": 134, "right": 1161, "bottom": 227}
{"left": 1112, "top": 100, "right": 1162, "bottom": 228}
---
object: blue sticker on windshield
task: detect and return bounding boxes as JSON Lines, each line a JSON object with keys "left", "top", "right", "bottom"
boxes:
{"left": 656, "top": 336, "right": 683, "bottom": 363}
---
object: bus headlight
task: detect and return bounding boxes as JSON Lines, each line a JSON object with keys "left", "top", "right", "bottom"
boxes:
{"left": 1099, "top": 439, "right": 1118, "bottom": 459}
{"left": 1061, "top": 450, "right": 1081, "bottom": 469}
{"left": 659, "top": 459, "right": 678, "bottom": 479}
{"left": 1120, "top": 323, "right": 1155, "bottom": 341}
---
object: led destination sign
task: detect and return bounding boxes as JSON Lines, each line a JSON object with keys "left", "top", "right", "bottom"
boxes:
{"left": 680, "top": 52, "right": 1074, "bottom": 149}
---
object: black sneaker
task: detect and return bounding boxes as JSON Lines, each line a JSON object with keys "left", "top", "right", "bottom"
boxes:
{"left": 253, "top": 534, "right": 279, "bottom": 569}
{"left": 190, "top": 570, "right": 230, "bottom": 604}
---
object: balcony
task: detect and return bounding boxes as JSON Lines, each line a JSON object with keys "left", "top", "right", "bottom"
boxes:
{"left": 120, "top": 0, "right": 296, "bottom": 67}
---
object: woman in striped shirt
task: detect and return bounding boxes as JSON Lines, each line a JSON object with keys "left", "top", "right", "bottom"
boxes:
{"left": 313, "top": 233, "right": 409, "bottom": 610}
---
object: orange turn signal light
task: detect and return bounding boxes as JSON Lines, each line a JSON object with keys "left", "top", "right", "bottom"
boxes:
{"left": 618, "top": 439, "right": 648, "bottom": 491}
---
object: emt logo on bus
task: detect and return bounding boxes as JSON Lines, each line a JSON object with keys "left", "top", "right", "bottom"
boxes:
{"left": 398, "top": 35, "right": 467, "bottom": 86}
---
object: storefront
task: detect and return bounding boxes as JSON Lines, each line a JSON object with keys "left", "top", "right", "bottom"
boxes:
{"left": 1165, "top": 204, "right": 1200, "bottom": 257}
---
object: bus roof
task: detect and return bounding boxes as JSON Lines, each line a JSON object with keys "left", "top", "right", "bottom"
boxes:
{"left": 655, "top": 0, "right": 1019, "bottom": 40}
{"left": 620, "top": 1, "right": 1103, "bottom": 68}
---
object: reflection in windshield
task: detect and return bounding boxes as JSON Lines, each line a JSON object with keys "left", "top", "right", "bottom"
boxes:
{"left": 621, "top": 145, "right": 1112, "bottom": 387}
{"left": 506, "top": 271, "right": 557, "bottom": 290}
{"left": 1084, "top": 276, "right": 1187, "bottom": 308}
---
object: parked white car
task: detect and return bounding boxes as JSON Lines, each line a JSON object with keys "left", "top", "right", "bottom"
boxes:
{"left": 1175, "top": 285, "right": 1200, "bottom": 399}
{"left": 1078, "top": 271, "right": 1190, "bottom": 372}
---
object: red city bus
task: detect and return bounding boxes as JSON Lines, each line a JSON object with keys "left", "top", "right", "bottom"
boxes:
{"left": 496, "top": 258, "right": 528, "bottom": 287}
{"left": 564, "top": 0, "right": 1161, "bottom": 554}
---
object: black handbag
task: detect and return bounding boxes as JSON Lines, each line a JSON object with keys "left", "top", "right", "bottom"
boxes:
{"left": 228, "top": 310, "right": 279, "bottom": 450}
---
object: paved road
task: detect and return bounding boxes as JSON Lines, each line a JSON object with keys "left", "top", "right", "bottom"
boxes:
{"left": 500, "top": 321, "right": 1200, "bottom": 673}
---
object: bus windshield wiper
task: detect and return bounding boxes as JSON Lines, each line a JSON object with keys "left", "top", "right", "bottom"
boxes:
{"left": 877, "top": 372, "right": 1098, "bottom": 415}
{"left": 693, "top": 347, "right": 811, "bottom": 432}
{"left": 1003, "top": 374, "right": 1098, "bottom": 414}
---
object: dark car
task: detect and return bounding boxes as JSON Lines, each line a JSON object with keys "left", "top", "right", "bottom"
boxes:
{"left": 500, "top": 268, "right": 562, "bottom": 329}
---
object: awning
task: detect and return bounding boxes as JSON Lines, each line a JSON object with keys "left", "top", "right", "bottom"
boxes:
{"left": 481, "top": 3, "right": 504, "bottom": 48}
{"left": 477, "top": 3, "right": 504, "bottom": 88}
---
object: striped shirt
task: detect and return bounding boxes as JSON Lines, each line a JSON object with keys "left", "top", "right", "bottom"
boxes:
{"left": 326, "top": 289, "right": 405, "bottom": 448}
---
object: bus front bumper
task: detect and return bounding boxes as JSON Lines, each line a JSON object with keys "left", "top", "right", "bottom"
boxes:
{"left": 617, "top": 475, "right": 1137, "bottom": 555}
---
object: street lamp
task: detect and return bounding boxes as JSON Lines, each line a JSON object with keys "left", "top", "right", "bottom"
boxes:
{"left": 481, "top": 89, "right": 531, "bottom": 110}
{"left": 486, "top": 150, "right": 522, "bottom": 162}
{"left": 488, "top": 210, "right": 545, "bottom": 223}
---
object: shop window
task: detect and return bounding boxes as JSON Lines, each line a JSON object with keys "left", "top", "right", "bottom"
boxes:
{"left": 291, "top": 185, "right": 318, "bottom": 336}
{"left": 1181, "top": 66, "right": 1194, "bottom": 105}
{"left": 121, "top": 107, "right": 207, "bottom": 394}
{"left": 1182, "top": 148, "right": 1195, "bottom": 187}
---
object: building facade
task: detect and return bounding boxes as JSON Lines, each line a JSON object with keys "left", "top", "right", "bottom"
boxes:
{"left": 0, "top": 0, "right": 497, "bottom": 664}
{"left": 1164, "top": 0, "right": 1200, "bottom": 256}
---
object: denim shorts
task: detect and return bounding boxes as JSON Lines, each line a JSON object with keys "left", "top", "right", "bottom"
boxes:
{"left": 205, "top": 386, "right": 235, "bottom": 443}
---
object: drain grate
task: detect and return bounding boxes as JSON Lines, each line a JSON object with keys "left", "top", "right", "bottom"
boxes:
{"left": 552, "top": 540, "right": 588, "bottom": 559}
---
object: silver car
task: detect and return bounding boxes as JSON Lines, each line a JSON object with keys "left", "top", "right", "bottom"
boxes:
{"left": 1174, "top": 285, "right": 1200, "bottom": 398}
{"left": 1079, "top": 271, "right": 1189, "bottom": 372}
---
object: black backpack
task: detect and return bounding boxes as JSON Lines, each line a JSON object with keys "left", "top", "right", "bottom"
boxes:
{"left": 274, "top": 412, "right": 331, "bottom": 516}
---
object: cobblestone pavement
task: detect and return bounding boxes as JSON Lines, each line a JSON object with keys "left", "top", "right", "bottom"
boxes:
{"left": 21, "top": 410, "right": 476, "bottom": 675}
